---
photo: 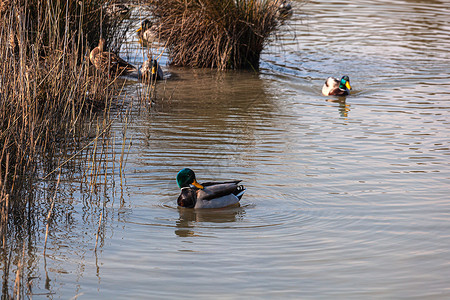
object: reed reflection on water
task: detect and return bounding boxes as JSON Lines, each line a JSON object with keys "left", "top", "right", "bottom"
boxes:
{"left": 2, "top": 0, "right": 450, "bottom": 298}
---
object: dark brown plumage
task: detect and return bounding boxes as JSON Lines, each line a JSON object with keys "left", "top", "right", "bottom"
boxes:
{"left": 89, "top": 38, "right": 136, "bottom": 76}
{"left": 140, "top": 54, "right": 164, "bottom": 82}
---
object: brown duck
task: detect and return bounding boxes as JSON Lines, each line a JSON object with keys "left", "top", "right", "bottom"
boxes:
{"left": 140, "top": 53, "right": 164, "bottom": 81}
{"left": 89, "top": 38, "right": 136, "bottom": 76}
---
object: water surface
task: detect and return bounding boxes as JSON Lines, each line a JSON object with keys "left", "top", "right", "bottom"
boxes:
{"left": 14, "top": 0, "right": 450, "bottom": 298}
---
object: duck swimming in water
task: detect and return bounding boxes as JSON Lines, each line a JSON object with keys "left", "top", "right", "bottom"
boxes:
{"left": 276, "top": 0, "right": 293, "bottom": 18}
{"left": 176, "top": 168, "right": 246, "bottom": 209}
{"left": 140, "top": 53, "right": 164, "bottom": 81}
{"left": 322, "top": 75, "right": 352, "bottom": 96}
{"left": 137, "top": 20, "right": 161, "bottom": 43}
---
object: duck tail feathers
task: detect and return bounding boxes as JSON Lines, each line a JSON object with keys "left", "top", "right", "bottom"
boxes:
{"left": 235, "top": 185, "right": 246, "bottom": 200}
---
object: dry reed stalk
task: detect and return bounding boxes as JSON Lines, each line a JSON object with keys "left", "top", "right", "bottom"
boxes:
{"left": 112, "top": 133, "right": 116, "bottom": 190}
{"left": 94, "top": 210, "right": 103, "bottom": 252}
{"left": 1, "top": 194, "right": 8, "bottom": 247}
{"left": 89, "top": 121, "right": 100, "bottom": 189}
{"left": 146, "top": 0, "right": 282, "bottom": 69}
{"left": 119, "top": 121, "right": 126, "bottom": 188}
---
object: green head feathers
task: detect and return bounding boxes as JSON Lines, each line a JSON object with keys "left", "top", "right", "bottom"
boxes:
{"left": 176, "top": 168, "right": 205, "bottom": 189}
{"left": 177, "top": 168, "right": 195, "bottom": 188}
{"left": 339, "top": 75, "right": 352, "bottom": 90}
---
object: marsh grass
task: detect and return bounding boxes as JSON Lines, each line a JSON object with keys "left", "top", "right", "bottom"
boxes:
{"left": 0, "top": 0, "right": 133, "bottom": 297}
{"left": 146, "top": 0, "right": 282, "bottom": 70}
{"left": 0, "top": 0, "right": 111, "bottom": 219}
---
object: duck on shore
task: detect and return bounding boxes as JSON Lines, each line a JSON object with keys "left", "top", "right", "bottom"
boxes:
{"left": 176, "top": 168, "right": 246, "bottom": 209}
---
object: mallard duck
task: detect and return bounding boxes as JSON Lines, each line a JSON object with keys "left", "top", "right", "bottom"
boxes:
{"left": 136, "top": 20, "right": 160, "bottom": 42}
{"left": 176, "top": 168, "right": 246, "bottom": 209}
{"left": 140, "top": 54, "right": 164, "bottom": 81}
{"left": 276, "top": 0, "right": 293, "bottom": 18}
{"left": 322, "top": 75, "right": 352, "bottom": 96}
{"left": 89, "top": 38, "right": 136, "bottom": 76}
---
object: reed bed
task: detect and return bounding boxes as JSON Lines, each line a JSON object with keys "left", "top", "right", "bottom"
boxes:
{"left": 146, "top": 0, "right": 282, "bottom": 70}
{"left": 0, "top": 0, "right": 110, "bottom": 223}
{"left": 0, "top": 0, "right": 132, "bottom": 297}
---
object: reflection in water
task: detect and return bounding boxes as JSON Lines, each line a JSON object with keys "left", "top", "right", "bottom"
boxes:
{"left": 127, "top": 67, "right": 281, "bottom": 184}
{"left": 326, "top": 98, "right": 351, "bottom": 118}
{"left": 175, "top": 206, "right": 245, "bottom": 237}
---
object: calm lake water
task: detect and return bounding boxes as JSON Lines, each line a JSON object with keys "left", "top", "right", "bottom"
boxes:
{"left": 7, "top": 0, "right": 450, "bottom": 298}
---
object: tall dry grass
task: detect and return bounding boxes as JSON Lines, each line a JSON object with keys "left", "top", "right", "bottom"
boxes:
{"left": 0, "top": 0, "right": 134, "bottom": 297}
{"left": 146, "top": 0, "right": 282, "bottom": 70}
{"left": 0, "top": 0, "right": 127, "bottom": 255}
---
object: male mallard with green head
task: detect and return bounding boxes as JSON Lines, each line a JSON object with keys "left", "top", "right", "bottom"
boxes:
{"left": 322, "top": 75, "right": 352, "bottom": 96}
{"left": 176, "top": 168, "right": 246, "bottom": 209}
{"left": 89, "top": 38, "right": 136, "bottom": 76}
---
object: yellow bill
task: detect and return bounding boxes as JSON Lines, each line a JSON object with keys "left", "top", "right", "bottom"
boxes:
{"left": 345, "top": 81, "right": 352, "bottom": 90}
{"left": 192, "top": 179, "right": 204, "bottom": 189}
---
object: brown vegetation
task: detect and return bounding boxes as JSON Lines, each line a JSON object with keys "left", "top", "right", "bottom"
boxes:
{"left": 0, "top": 0, "right": 126, "bottom": 252}
{"left": 0, "top": 0, "right": 134, "bottom": 297}
{"left": 146, "top": 0, "right": 282, "bottom": 70}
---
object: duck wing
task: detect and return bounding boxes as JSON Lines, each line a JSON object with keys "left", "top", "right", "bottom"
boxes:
{"left": 201, "top": 180, "right": 241, "bottom": 187}
{"left": 197, "top": 182, "right": 243, "bottom": 201}
{"left": 93, "top": 51, "right": 136, "bottom": 75}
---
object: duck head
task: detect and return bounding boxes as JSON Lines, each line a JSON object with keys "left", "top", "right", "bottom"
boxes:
{"left": 339, "top": 75, "right": 352, "bottom": 91}
{"left": 151, "top": 59, "right": 159, "bottom": 77}
{"left": 89, "top": 38, "right": 105, "bottom": 65}
{"left": 176, "top": 168, "right": 204, "bottom": 189}
{"left": 137, "top": 20, "right": 152, "bottom": 33}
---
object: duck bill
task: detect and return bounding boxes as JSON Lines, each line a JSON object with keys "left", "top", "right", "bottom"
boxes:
{"left": 151, "top": 66, "right": 156, "bottom": 75}
{"left": 345, "top": 81, "right": 352, "bottom": 90}
{"left": 136, "top": 27, "right": 142, "bottom": 33}
{"left": 192, "top": 180, "right": 204, "bottom": 189}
